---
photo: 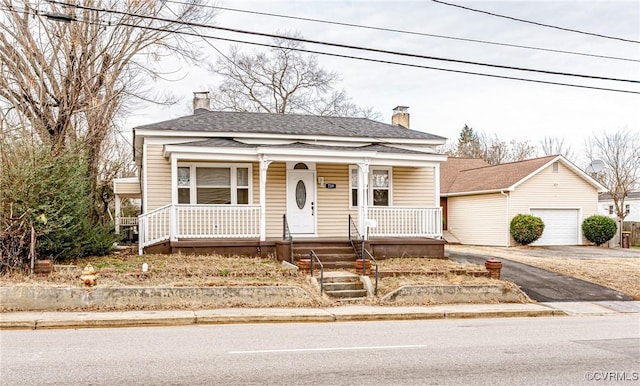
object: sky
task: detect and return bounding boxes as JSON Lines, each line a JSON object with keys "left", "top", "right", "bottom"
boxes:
{"left": 127, "top": 0, "right": 640, "bottom": 164}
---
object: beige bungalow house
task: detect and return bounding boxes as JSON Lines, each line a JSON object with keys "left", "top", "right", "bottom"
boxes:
{"left": 114, "top": 93, "right": 448, "bottom": 261}
{"left": 441, "top": 155, "right": 606, "bottom": 247}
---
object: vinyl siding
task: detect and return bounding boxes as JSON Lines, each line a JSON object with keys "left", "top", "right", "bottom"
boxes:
{"left": 393, "top": 166, "right": 435, "bottom": 206}
{"left": 114, "top": 181, "right": 140, "bottom": 196}
{"left": 448, "top": 193, "right": 507, "bottom": 246}
{"left": 316, "top": 164, "right": 357, "bottom": 237}
{"left": 145, "top": 144, "right": 171, "bottom": 211}
{"left": 509, "top": 162, "right": 598, "bottom": 245}
{"left": 265, "top": 162, "right": 286, "bottom": 238}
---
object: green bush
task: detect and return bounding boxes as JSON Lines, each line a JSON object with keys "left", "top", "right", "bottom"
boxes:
{"left": 1, "top": 140, "right": 116, "bottom": 269}
{"left": 510, "top": 214, "right": 545, "bottom": 245}
{"left": 582, "top": 215, "right": 617, "bottom": 246}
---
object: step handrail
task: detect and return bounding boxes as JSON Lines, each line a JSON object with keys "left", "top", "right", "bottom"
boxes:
{"left": 363, "top": 248, "right": 379, "bottom": 296}
{"left": 348, "top": 214, "right": 364, "bottom": 260}
{"left": 309, "top": 250, "right": 324, "bottom": 295}
{"left": 283, "top": 214, "right": 294, "bottom": 264}
{"left": 348, "top": 214, "right": 378, "bottom": 295}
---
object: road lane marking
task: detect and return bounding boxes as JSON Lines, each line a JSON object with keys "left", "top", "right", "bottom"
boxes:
{"left": 229, "top": 344, "right": 428, "bottom": 354}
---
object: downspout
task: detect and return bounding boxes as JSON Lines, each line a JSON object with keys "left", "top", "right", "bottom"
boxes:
{"left": 501, "top": 190, "right": 509, "bottom": 247}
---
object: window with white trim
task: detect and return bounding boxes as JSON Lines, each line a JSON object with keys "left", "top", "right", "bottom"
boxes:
{"left": 349, "top": 166, "right": 392, "bottom": 207}
{"left": 177, "top": 164, "right": 251, "bottom": 204}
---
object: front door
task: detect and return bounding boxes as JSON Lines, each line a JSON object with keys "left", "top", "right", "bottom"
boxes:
{"left": 287, "top": 170, "right": 316, "bottom": 234}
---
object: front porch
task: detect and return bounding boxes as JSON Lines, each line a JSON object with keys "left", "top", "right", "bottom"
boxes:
{"left": 138, "top": 204, "right": 444, "bottom": 259}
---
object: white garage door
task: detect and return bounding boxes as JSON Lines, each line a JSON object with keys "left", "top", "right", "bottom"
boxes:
{"left": 530, "top": 209, "right": 579, "bottom": 246}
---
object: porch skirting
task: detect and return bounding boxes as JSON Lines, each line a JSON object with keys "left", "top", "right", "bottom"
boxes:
{"left": 143, "top": 238, "right": 445, "bottom": 259}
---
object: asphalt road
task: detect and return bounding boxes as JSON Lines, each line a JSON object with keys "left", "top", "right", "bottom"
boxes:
{"left": 447, "top": 251, "right": 633, "bottom": 302}
{"left": 2, "top": 316, "right": 638, "bottom": 385}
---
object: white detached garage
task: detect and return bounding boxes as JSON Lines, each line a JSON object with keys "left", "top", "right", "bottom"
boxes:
{"left": 441, "top": 155, "right": 606, "bottom": 247}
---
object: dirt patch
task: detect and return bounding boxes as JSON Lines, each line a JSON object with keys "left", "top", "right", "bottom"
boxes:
{"left": 447, "top": 245, "right": 640, "bottom": 300}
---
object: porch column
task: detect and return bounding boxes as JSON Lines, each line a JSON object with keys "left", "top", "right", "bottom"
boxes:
{"left": 433, "top": 164, "right": 440, "bottom": 208}
{"left": 259, "top": 156, "right": 272, "bottom": 241}
{"left": 358, "top": 161, "right": 370, "bottom": 240}
{"left": 170, "top": 155, "right": 178, "bottom": 241}
{"left": 114, "top": 194, "right": 121, "bottom": 234}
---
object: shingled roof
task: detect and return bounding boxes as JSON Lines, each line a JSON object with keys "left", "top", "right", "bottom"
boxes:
{"left": 135, "top": 110, "right": 445, "bottom": 141}
{"left": 442, "top": 155, "right": 558, "bottom": 194}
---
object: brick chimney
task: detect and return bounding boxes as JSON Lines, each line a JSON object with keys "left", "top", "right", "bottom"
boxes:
{"left": 392, "top": 106, "right": 409, "bottom": 128}
{"left": 193, "top": 91, "right": 211, "bottom": 114}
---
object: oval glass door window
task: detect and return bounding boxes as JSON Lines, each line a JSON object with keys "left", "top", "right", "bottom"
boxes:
{"left": 296, "top": 180, "right": 307, "bottom": 209}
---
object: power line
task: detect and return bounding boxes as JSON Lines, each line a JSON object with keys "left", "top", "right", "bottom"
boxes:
{"left": 68, "top": 16, "right": 639, "bottom": 95}
{"left": 43, "top": 0, "right": 640, "bottom": 85}
{"left": 432, "top": 0, "right": 640, "bottom": 44}
{"left": 163, "top": 0, "right": 639, "bottom": 63}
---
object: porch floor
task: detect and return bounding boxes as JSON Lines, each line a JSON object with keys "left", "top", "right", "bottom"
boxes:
{"left": 143, "top": 237, "right": 445, "bottom": 260}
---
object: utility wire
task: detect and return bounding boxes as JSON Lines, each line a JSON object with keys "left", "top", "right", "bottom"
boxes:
{"left": 432, "top": 0, "right": 640, "bottom": 44}
{"left": 63, "top": 15, "right": 639, "bottom": 95}
{"left": 43, "top": 0, "right": 640, "bottom": 85}
{"left": 162, "top": 0, "right": 639, "bottom": 63}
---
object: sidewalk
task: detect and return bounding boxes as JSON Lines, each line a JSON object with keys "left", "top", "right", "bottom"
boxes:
{"left": 0, "top": 303, "right": 567, "bottom": 330}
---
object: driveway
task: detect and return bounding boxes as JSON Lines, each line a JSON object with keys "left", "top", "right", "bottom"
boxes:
{"left": 446, "top": 246, "right": 635, "bottom": 302}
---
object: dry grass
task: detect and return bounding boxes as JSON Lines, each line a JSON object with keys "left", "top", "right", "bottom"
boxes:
{"left": 0, "top": 251, "right": 306, "bottom": 288}
{"left": 0, "top": 253, "right": 497, "bottom": 295}
{"left": 0, "top": 250, "right": 517, "bottom": 309}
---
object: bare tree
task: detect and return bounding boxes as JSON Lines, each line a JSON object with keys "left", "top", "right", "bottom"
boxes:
{"left": 0, "top": 0, "right": 215, "bottom": 222}
{"left": 447, "top": 125, "right": 536, "bottom": 165}
{"left": 208, "top": 34, "right": 379, "bottom": 118}
{"left": 585, "top": 129, "right": 640, "bottom": 232}
{"left": 539, "top": 136, "right": 575, "bottom": 161}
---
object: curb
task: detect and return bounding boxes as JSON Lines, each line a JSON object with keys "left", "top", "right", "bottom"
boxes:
{"left": 0, "top": 305, "right": 565, "bottom": 330}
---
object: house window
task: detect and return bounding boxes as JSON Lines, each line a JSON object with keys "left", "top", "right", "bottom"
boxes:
{"left": 609, "top": 205, "right": 614, "bottom": 215}
{"left": 625, "top": 204, "right": 630, "bottom": 215}
{"left": 177, "top": 164, "right": 251, "bottom": 205}
{"left": 178, "top": 167, "right": 191, "bottom": 204}
{"left": 552, "top": 161, "right": 559, "bottom": 173}
{"left": 372, "top": 169, "right": 390, "bottom": 206}
{"left": 349, "top": 166, "right": 392, "bottom": 207}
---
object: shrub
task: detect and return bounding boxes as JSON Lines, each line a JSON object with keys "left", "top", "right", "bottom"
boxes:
{"left": 510, "top": 214, "right": 545, "bottom": 245}
{"left": 582, "top": 215, "right": 617, "bottom": 246}
{"left": 1, "top": 140, "right": 116, "bottom": 270}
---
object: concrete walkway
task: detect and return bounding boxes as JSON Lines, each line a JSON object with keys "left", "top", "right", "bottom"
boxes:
{"left": 1, "top": 303, "right": 568, "bottom": 330}
{"left": 2, "top": 302, "right": 639, "bottom": 330}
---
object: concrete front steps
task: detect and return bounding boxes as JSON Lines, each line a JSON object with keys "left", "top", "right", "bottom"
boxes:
{"left": 320, "top": 271, "right": 368, "bottom": 301}
{"left": 293, "top": 240, "right": 357, "bottom": 270}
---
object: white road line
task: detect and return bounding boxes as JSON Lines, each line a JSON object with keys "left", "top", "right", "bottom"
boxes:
{"left": 229, "top": 344, "right": 428, "bottom": 354}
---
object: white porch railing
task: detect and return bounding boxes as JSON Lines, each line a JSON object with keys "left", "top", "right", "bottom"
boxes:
{"left": 366, "top": 206, "right": 442, "bottom": 238}
{"left": 117, "top": 217, "right": 138, "bottom": 226}
{"left": 138, "top": 204, "right": 172, "bottom": 254}
{"left": 175, "top": 204, "right": 260, "bottom": 239}
{"left": 138, "top": 204, "right": 261, "bottom": 253}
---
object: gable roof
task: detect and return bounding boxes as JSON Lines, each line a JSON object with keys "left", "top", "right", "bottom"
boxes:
{"left": 135, "top": 110, "right": 445, "bottom": 141}
{"left": 441, "top": 155, "right": 606, "bottom": 196}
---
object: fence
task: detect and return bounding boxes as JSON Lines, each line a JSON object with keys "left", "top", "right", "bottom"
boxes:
{"left": 622, "top": 221, "right": 640, "bottom": 246}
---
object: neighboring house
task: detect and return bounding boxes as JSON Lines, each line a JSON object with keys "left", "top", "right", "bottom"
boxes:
{"left": 598, "top": 191, "right": 640, "bottom": 222}
{"left": 114, "top": 94, "right": 448, "bottom": 259}
{"left": 440, "top": 155, "right": 606, "bottom": 246}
